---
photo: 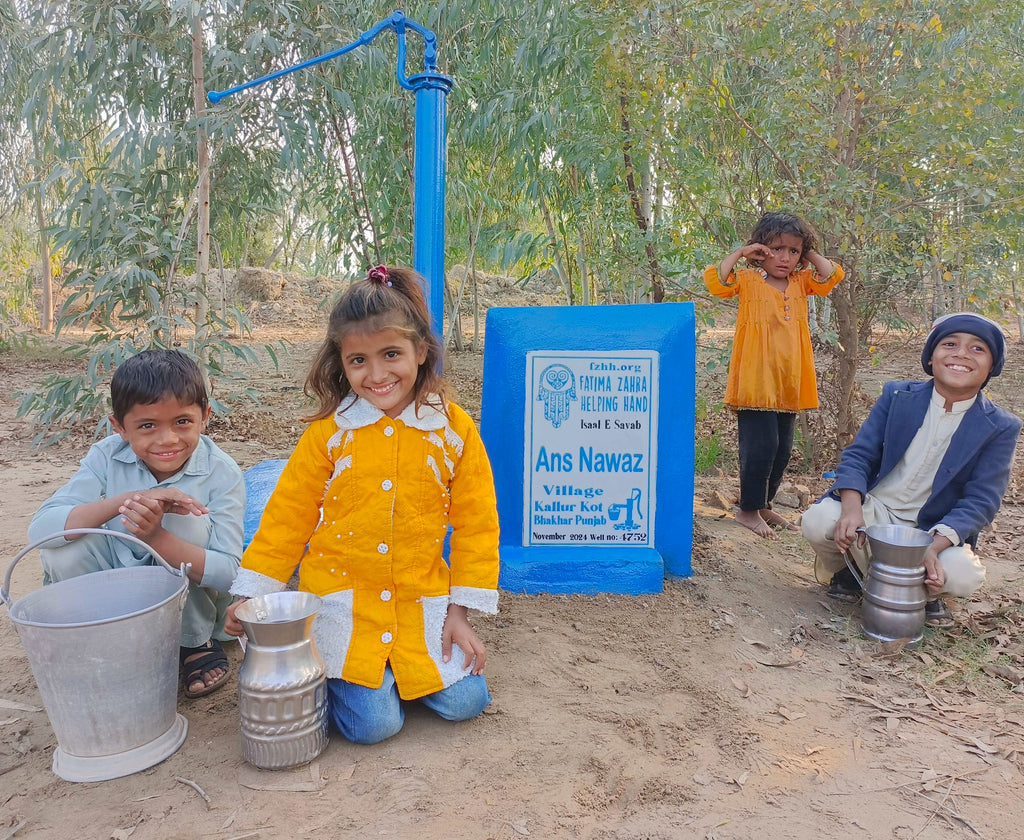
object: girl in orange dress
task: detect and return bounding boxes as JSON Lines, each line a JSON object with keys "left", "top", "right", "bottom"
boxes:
{"left": 704, "top": 212, "right": 844, "bottom": 538}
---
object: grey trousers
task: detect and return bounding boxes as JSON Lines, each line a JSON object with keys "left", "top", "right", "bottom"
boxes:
{"left": 801, "top": 496, "right": 986, "bottom": 597}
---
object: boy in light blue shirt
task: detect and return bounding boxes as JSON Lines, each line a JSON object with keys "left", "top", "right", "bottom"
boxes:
{"left": 28, "top": 349, "right": 245, "bottom": 698}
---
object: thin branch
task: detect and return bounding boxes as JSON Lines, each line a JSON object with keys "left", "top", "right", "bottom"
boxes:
{"left": 176, "top": 775, "right": 212, "bottom": 810}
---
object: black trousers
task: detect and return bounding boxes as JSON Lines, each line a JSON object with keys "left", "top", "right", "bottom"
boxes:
{"left": 736, "top": 409, "right": 797, "bottom": 511}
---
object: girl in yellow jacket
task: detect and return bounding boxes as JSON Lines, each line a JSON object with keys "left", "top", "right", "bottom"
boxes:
{"left": 704, "top": 212, "right": 844, "bottom": 539}
{"left": 226, "top": 266, "right": 500, "bottom": 744}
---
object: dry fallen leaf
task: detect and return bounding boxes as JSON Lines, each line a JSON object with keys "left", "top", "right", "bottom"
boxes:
{"left": 755, "top": 656, "right": 802, "bottom": 668}
{"left": 730, "top": 677, "right": 751, "bottom": 698}
{"left": 0, "top": 699, "right": 42, "bottom": 713}
{"left": 983, "top": 663, "right": 1024, "bottom": 684}
{"left": 742, "top": 637, "right": 771, "bottom": 650}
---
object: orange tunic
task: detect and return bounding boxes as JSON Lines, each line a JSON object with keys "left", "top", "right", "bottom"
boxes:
{"left": 703, "top": 263, "right": 844, "bottom": 411}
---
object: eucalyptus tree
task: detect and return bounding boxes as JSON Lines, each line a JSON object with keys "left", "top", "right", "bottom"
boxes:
{"left": 15, "top": 0, "right": 287, "bottom": 441}
{"left": 663, "top": 0, "right": 1024, "bottom": 449}
{"left": 0, "top": 0, "right": 50, "bottom": 337}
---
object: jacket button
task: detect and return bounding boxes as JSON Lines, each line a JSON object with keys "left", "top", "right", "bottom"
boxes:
{"left": 380, "top": 590, "right": 392, "bottom": 601}
{"left": 382, "top": 479, "right": 393, "bottom": 491}
{"left": 377, "top": 543, "right": 389, "bottom": 554}
{"left": 381, "top": 631, "right": 393, "bottom": 644}
{"left": 384, "top": 426, "right": 394, "bottom": 437}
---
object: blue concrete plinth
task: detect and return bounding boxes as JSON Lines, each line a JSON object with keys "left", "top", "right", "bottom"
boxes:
{"left": 497, "top": 546, "right": 665, "bottom": 595}
{"left": 481, "top": 303, "right": 696, "bottom": 596}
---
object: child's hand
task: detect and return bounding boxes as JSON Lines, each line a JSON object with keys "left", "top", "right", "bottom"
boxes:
{"left": 442, "top": 604, "right": 487, "bottom": 675}
{"left": 923, "top": 549, "right": 946, "bottom": 594}
{"left": 923, "top": 536, "right": 951, "bottom": 594}
{"left": 832, "top": 510, "right": 866, "bottom": 553}
{"left": 141, "top": 487, "right": 210, "bottom": 517}
{"left": 223, "top": 598, "right": 248, "bottom": 637}
{"left": 739, "top": 243, "right": 772, "bottom": 262}
{"left": 118, "top": 493, "right": 170, "bottom": 540}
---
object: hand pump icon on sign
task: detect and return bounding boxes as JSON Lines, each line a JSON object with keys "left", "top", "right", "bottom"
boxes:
{"left": 608, "top": 489, "right": 643, "bottom": 532}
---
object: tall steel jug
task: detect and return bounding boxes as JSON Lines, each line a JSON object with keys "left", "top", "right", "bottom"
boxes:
{"left": 235, "top": 591, "right": 328, "bottom": 769}
{"left": 845, "top": 524, "right": 931, "bottom": 644}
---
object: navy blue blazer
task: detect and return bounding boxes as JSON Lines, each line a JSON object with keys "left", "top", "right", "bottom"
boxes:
{"left": 828, "top": 380, "right": 1021, "bottom": 547}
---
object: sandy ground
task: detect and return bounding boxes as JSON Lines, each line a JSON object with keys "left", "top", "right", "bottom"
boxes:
{"left": 2, "top": 314, "right": 1024, "bottom": 840}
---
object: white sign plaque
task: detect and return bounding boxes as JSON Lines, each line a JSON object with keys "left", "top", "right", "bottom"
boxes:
{"left": 524, "top": 351, "right": 659, "bottom": 547}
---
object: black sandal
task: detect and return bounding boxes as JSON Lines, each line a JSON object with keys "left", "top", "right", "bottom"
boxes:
{"left": 180, "top": 639, "right": 230, "bottom": 698}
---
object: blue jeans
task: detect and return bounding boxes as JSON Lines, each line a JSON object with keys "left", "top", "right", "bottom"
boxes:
{"left": 326, "top": 665, "right": 491, "bottom": 745}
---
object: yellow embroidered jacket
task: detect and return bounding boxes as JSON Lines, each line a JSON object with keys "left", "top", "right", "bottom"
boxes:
{"left": 232, "top": 395, "right": 500, "bottom": 700}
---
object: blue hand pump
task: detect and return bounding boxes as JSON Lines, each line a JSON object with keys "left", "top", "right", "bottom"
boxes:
{"left": 208, "top": 10, "right": 452, "bottom": 339}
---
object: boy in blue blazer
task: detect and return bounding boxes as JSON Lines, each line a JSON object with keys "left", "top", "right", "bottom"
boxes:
{"left": 802, "top": 313, "right": 1021, "bottom": 627}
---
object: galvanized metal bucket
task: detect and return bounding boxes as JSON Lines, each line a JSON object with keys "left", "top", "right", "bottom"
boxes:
{"left": 0, "top": 528, "right": 189, "bottom": 782}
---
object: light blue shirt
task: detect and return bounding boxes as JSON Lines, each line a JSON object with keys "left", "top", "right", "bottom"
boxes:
{"left": 28, "top": 434, "right": 245, "bottom": 591}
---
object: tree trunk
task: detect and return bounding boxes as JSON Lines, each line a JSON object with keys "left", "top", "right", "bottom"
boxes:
{"left": 539, "top": 192, "right": 573, "bottom": 305}
{"left": 577, "top": 232, "right": 590, "bottom": 306}
{"left": 31, "top": 126, "right": 53, "bottom": 333}
{"left": 832, "top": 266, "right": 860, "bottom": 449}
{"left": 192, "top": 12, "right": 211, "bottom": 345}
{"left": 1010, "top": 266, "right": 1024, "bottom": 344}
{"left": 619, "top": 93, "right": 663, "bottom": 302}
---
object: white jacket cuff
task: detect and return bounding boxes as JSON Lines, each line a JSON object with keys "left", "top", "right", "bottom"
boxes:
{"left": 450, "top": 585, "right": 499, "bottom": 614}
{"left": 230, "top": 567, "right": 288, "bottom": 597}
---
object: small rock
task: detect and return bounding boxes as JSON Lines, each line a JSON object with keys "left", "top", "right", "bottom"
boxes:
{"left": 706, "top": 490, "right": 734, "bottom": 511}
{"left": 774, "top": 491, "right": 801, "bottom": 509}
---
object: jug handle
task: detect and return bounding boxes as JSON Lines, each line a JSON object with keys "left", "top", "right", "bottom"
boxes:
{"left": 839, "top": 526, "right": 870, "bottom": 590}
{"left": 842, "top": 551, "right": 865, "bottom": 590}
{"left": 2, "top": 527, "right": 186, "bottom": 608}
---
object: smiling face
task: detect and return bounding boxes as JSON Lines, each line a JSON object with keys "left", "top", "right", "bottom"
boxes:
{"left": 340, "top": 326, "right": 428, "bottom": 418}
{"left": 929, "top": 331, "right": 993, "bottom": 402}
{"left": 759, "top": 232, "right": 805, "bottom": 281}
{"left": 110, "top": 395, "right": 210, "bottom": 482}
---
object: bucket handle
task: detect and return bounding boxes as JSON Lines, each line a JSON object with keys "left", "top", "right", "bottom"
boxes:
{"left": 1, "top": 528, "right": 188, "bottom": 608}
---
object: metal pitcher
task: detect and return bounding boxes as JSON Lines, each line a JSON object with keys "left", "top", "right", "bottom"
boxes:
{"left": 844, "top": 524, "right": 931, "bottom": 644}
{"left": 235, "top": 591, "right": 328, "bottom": 769}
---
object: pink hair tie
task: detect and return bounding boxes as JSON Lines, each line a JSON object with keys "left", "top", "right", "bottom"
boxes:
{"left": 367, "top": 265, "right": 391, "bottom": 286}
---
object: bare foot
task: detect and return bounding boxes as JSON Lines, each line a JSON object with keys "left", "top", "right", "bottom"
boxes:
{"left": 760, "top": 508, "right": 799, "bottom": 531}
{"left": 734, "top": 509, "right": 777, "bottom": 539}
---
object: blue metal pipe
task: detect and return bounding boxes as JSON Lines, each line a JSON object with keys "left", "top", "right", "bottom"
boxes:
{"left": 410, "top": 72, "right": 453, "bottom": 337}
{"left": 207, "top": 11, "right": 450, "bottom": 339}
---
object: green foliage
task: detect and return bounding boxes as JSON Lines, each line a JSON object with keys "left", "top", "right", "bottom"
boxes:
{"left": 694, "top": 395, "right": 731, "bottom": 473}
{"left": 0, "top": 223, "right": 38, "bottom": 350}
{"left": 3, "top": 0, "right": 1023, "bottom": 448}
{"left": 694, "top": 430, "right": 727, "bottom": 474}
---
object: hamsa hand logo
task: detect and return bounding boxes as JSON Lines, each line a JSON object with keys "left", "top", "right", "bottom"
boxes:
{"left": 537, "top": 364, "right": 576, "bottom": 428}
